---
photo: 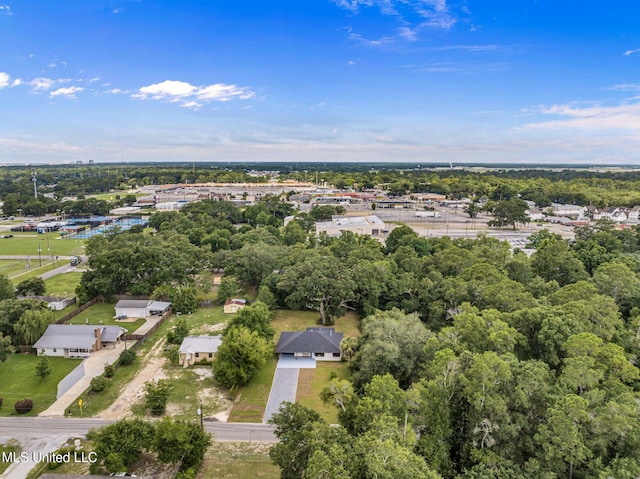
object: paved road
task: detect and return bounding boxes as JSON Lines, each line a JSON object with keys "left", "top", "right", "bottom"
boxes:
{"left": 0, "top": 418, "right": 276, "bottom": 479}
{"left": 0, "top": 417, "right": 276, "bottom": 442}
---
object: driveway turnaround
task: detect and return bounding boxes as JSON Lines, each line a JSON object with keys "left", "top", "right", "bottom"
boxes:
{"left": 263, "top": 356, "right": 316, "bottom": 423}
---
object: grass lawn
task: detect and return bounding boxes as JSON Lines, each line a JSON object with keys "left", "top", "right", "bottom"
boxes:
{"left": 0, "top": 233, "right": 85, "bottom": 257}
{"left": 0, "top": 259, "right": 68, "bottom": 282}
{"left": 64, "top": 302, "right": 145, "bottom": 334}
{"left": 271, "top": 310, "right": 360, "bottom": 340}
{"left": 66, "top": 356, "right": 142, "bottom": 417}
{"left": 229, "top": 310, "right": 360, "bottom": 423}
{"left": 297, "top": 362, "right": 350, "bottom": 423}
{"left": 0, "top": 354, "right": 82, "bottom": 416}
{"left": 0, "top": 440, "right": 21, "bottom": 474}
{"left": 228, "top": 356, "right": 277, "bottom": 423}
{"left": 44, "top": 272, "right": 83, "bottom": 296}
{"left": 179, "top": 306, "right": 228, "bottom": 335}
{"left": 198, "top": 443, "right": 279, "bottom": 479}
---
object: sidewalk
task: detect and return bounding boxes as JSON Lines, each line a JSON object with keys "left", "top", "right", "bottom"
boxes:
{"left": 38, "top": 340, "right": 131, "bottom": 417}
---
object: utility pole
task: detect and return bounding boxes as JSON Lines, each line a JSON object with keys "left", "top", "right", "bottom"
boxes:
{"left": 32, "top": 169, "right": 38, "bottom": 198}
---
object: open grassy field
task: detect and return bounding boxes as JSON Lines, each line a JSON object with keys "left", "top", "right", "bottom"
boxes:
{"left": 0, "top": 259, "right": 68, "bottom": 283}
{"left": 180, "top": 306, "right": 228, "bottom": 335}
{"left": 44, "top": 271, "right": 83, "bottom": 297}
{"left": 0, "top": 354, "right": 82, "bottom": 416}
{"left": 297, "top": 362, "right": 350, "bottom": 423}
{"left": 0, "top": 233, "right": 85, "bottom": 257}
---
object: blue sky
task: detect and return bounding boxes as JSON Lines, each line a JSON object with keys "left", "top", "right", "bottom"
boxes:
{"left": 1, "top": 0, "right": 640, "bottom": 165}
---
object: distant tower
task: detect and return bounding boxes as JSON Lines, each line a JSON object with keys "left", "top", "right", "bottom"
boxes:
{"left": 31, "top": 169, "right": 38, "bottom": 198}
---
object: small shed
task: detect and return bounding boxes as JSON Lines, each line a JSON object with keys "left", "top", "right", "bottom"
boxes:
{"left": 223, "top": 298, "right": 247, "bottom": 314}
{"left": 178, "top": 335, "right": 223, "bottom": 367}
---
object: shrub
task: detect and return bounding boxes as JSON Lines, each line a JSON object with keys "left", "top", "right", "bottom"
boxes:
{"left": 14, "top": 399, "right": 33, "bottom": 414}
{"left": 0, "top": 397, "right": 3, "bottom": 408}
{"left": 119, "top": 349, "right": 136, "bottom": 365}
{"left": 144, "top": 380, "right": 171, "bottom": 416}
{"left": 90, "top": 376, "right": 108, "bottom": 393}
{"left": 103, "top": 363, "right": 116, "bottom": 378}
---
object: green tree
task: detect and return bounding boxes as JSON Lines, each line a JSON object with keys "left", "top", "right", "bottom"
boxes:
{"left": 212, "top": 326, "right": 270, "bottom": 390}
{"left": 216, "top": 275, "right": 240, "bottom": 304}
{"left": 224, "top": 301, "right": 274, "bottom": 340}
{"left": 531, "top": 239, "right": 589, "bottom": 286}
{"left": 15, "top": 277, "right": 46, "bottom": 297}
{"left": 0, "top": 332, "right": 14, "bottom": 362}
{"left": 535, "top": 394, "right": 592, "bottom": 479}
{"left": 488, "top": 199, "right": 529, "bottom": 229}
{"left": 87, "top": 418, "right": 155, "bottom": 473}
{"left": 35, "top": 355, "right": 51, "bottom": 381}
{"left": 144, "top": 380, "right": 172, "bottom": 416}
{"left": 283, "top": 220, "right": 307, "bottom": 246}
{"left": 276, "top": 253, "right": 356, "bottom": 325}
{"left": 268, "top": 402, "right": 323, "bottom": 479}
{"left": 170, "top": 284, "right": 199, "bottom": 313}
{"left": 14, "top": 309, "right": 54, "bottom": 346}
{"left": 592, "top": 261, "right": 640, "bottom": 311}
{"left": 351, "top": 309, "right": 431, "bottom": 389}
{"left": 152, "top": 416, "right": 212, "bottom": 472}
{"left": 166, "top": 318, "right": 189, "bottom": 345}
{"left": 0, "top": 275, "right": 15, "bottom": 301}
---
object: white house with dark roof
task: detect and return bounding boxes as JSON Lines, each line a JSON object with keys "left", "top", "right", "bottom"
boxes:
{"left": 33, "top": 324, "right": 126, "bottom": 358}
{"left": 275, "top": 327, "right": 343, "bottom": 361}
{"left": 114, "top": 299, "right": 171, "bottom": 318}
{"left": 178, "top": 335, "right": 223, "bottom": 367}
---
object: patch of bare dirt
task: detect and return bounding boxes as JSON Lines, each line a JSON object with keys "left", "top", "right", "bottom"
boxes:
{"left": 97, "top": 339, "right": 168, "bottom": 420}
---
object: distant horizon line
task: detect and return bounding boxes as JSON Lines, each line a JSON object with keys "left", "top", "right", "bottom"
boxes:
{"left": 1, "top": 160, "right": 640, "bottom": 170}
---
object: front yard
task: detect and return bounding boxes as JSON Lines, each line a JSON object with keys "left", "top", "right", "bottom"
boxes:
{"left": 229, "top": 309, "right": 360, "bottom": 423}
{"left": 0, "top": 354, "right": 82, "bottom": 416}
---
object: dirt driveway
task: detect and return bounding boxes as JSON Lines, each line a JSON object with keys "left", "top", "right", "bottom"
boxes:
{"left": 97, "top": 339, "right": 168, "bottom": 420}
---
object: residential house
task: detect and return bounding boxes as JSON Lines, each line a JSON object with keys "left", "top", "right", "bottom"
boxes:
{"left": 628, "top": 206, "right": 640, "bottom": 221}
{"left": 33, "top": 324, "right": 125, "bottom": 358}
{"left": 275, "top": 327, "right": 343, "bottom": 361}
{"left": 223, "top": 298, "right": 247, "bottom": 314}
{"left": 178, "top": 335, "right": 222, "bottom": 367}
{"left": 114, "top": 299, "right": 171, "bottom": 318}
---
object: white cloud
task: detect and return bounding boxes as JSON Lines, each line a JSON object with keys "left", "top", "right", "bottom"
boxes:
{"left": 133, "top": 80, "right": 255, "bottom": 107}
{"left": 624, "top": 48, "right": 640, "bottom": 56}
{"left": 105, "top": 88, "right": 123, "bottom": 94}
{"left": 49, "top": 86, "right": 84, "bottom": 98}
{"left": 398, "top": 27, "right": 418, "bottom": 41}
{"left": 0, "top": 72, "right": 9, "bottom": 89}
{"left": 11, "top": 78, "right": 22, "bottom": 87}
{"left": 609, "top": 83, "right": 640, "bottom": 92}
{"left": 336, "top": 0, "right": 459, "bottom": 39}
{"left": 29, "top": 77, "right": 72, "bottom": 92}
{"left": 0, "top": 5, "right": 12, "bottom": 15}
{"left": 520, "top": 101, "right": 640, "bottom": 132}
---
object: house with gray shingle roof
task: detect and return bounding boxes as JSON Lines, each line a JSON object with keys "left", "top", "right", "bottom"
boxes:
{"left": 33, "top": 324, "right": 125, "bottom": 358}
{"left": 178, "top": 335, "right": 223, "bottom": 367}
{"left": 275, "top": 327, "right": 343, "bottom": 361}
{"left": 114, "top": 299, "right": 171, "bottom": 318}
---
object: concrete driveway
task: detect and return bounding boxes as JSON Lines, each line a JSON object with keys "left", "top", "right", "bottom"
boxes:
{"left": 263, "top": 356, "right": 316, "bottom": 423}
